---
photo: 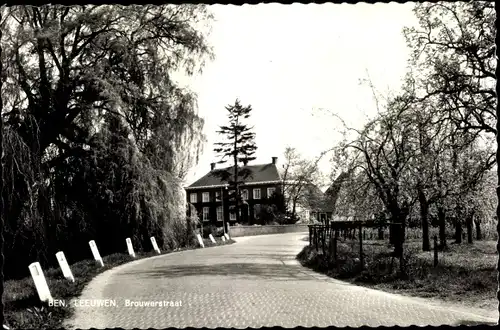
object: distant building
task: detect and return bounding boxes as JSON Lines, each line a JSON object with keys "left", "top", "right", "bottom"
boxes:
{"left": 295, "top": 171, "right": 352, "bottom": 224}
{"left": 185, "top": 157, "right": 283, "bottom": 226}
{"left": 324, "top": 171, "right": 357, "bottom": 222}
{"left": 294, "top": 184, "right": 335, "bottom": 223}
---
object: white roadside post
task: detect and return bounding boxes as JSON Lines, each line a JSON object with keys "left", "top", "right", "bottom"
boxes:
{"left": 126, "top": 238, "right": 136, "bottom": 258}
{"left": 150, "top": 236, "right": 161, "bottom": 254}
{"left": 224, "top": 233, "right": 230, "bottom": 240}
{"left": 89, "top": 240, "right": 104, "bottom": 267}
{"left": 28, "top": 262, "right": 53, "bottom": 303}
{"left": 55, "top": 251, "right": 75, "bottom": 282}
{"left": 208, "top": 234, "right": 216, "bottom": 244}
{"left": 221, "top": 236, "right": 226, "bottom": 242}
{"left": 196, "top": 233, "right": 205, "bottom": 248}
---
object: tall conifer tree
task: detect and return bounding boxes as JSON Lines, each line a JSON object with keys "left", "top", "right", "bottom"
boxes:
{"left": 214, "top": 99, "right": 257, "bottom": 223}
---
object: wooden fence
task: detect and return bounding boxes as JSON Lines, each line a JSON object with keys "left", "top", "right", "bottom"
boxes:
{"left": 308, "top": 221, "right": 404, "bottom": 273}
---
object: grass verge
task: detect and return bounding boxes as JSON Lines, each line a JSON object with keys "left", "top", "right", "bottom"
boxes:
{"left": 296, "top": 238, "right": 497, "bottom": 312}
{"left": 4, "top": 238, "right": 235, "bottom": 329}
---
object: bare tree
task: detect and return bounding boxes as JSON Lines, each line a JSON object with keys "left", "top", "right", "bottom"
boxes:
{"left": 404, "top": 2, "right": 496, "bottom": 136}
{"left": 281, "top": 147, "right": 327, "bottom": 222}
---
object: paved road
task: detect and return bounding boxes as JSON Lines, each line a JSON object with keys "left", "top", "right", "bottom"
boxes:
{"left": 64, "top": 233, "right": 497, "bottom": 329}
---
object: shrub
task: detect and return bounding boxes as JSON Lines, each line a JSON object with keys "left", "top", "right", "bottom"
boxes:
{"left": 202, "top": 224, "right": 225, "bottom": 238}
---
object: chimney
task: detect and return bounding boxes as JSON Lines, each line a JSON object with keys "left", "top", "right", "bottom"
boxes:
{"left": 272, "top": 157, "right": 277, "bottom": 165}
{"left": 211, "top": 162, "right": 216, "bottom": 171}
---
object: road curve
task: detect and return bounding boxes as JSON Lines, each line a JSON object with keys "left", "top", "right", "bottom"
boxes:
{"left": 64, "top": 232, "right": 497, "bottom": 329}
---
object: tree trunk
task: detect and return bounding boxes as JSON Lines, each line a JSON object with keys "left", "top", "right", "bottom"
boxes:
{"left": 233, "top": 128, "right": 240, "bottom": 223}
{"left": 388, "top": 207, "right": 400, "bottom": 245}
{"left": 454, "top": 217, "right": 462, "bottom": 244}
{"left": 466, "top": 214, "right": 473, "bottom": 244}
{"left": 0, "top": 14, "right": 5, "bottom": 326}
{"left": 437, "top": 206, "right": 447, "bottom": 249}
{"left": 475, "top": 219, "right": 482, "bottom": 240}
{"left": 496, "top": 89, "right": 500, "bottom": 323}
{"left": 291, "top": 199, "right": 297, "bottom": 222}
{"left": 418, "top": 189, "right": 430, "bottom": 251}
{"left": 389, "top": 219, "right": 395, "bottom": 245}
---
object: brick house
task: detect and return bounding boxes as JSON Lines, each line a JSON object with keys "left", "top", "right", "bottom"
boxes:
{"left": 185, "top": 157, "right": 283, "bottom": 227}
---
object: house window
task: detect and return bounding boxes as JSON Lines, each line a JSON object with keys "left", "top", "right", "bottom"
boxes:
{"left": 202, "top": 192, "right": 210, "bottom": 203}
{"left": 267, "top": 187, "right": 276, "bottom": 198}
{"left": 229, "top": 208, "right": 236, "bottom": 221}
{"left": 241, "top": 189, "right": 248, "bottom": 200}
{"left": 190, "top": 193, "right": 197, "bottom": 203}
{"left": 215, "top": 191, "right": 221, "bottom": 201}
{"left": 305, "top": 209, "right": 310, "bottom": 221}
{"left": 216, "top": 206, "right": 223, "bottom": 221}
{"left": 203, "top": 207, "right": 210, "bottom": 222}
{"left": 254, "top": 204, "right": 261, "bottom": 219}
{"left": 253, "top": 188, "right": 261, "bottom": 200}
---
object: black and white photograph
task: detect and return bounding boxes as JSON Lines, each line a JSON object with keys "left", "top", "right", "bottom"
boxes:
{"left": 0, "top": 1, "right": 497, "bottom": 329}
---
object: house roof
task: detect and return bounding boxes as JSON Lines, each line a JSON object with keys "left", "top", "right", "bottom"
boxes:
{"left": 303, "top": 184, "right": 335, "bottom": 212}
{"left": 301, "top": 172, "right": 351, "bottom": 213}
{"left": 185, "top": 163, "right": 282, "bottom": 190}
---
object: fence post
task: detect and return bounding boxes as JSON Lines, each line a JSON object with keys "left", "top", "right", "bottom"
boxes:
{"left": 314, "top": 227, "right": 318, "bottom": 252}
{"left": 29, "top": 262, "right": 53, "bottom": 303}
{"left": 55, "top": 251, "right": 75, "bottom": 282}
{"left": 399, "top": 224, "right": 404, "bottom": 276}
{"left": 321, "top": 227, "right": 326, "bottom": 253}
{"left": 333, "top": 233, "right": 337, "bottom": 261}
{"left": 309, "top": 226, "right": 312, "bottom": 246}
{"left": 359, "top": 224, "right": 363, "bottom": 270}
{"left": 329, "top": 227, "right": 334, "bottom": 255}
{"left": 433, "top": 235, "right": 438, "bottom": 267}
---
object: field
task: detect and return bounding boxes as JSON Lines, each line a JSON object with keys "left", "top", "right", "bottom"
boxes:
{"left": 297, "top": 230, "right": 498, "bottom": 313}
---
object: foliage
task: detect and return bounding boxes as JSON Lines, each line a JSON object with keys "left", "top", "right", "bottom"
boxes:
{"left": 402, "top": 1, "right": 496, "bottom": 247}
{"left": 328, "top": 1, "right": 496, "bottom": 252}
{"left": 281, "top": 147, "right": 326, "bottom": 220}
{"left": 259, "top": 192, "right": 287, "bottom": 225}
{"left": 213, "top": 99, "right": 257, "bottom": 222}
{"left": 0, "top": 4, "right": 213, "bottom": 279}
{"left": 296, "top": 239, "right": 497, "bottom": 312}
{"left": 333, "top": 171, "right": 383, "bottom": 221}
{"left": 404, "top": 1, "right": 496, "bottom": 136}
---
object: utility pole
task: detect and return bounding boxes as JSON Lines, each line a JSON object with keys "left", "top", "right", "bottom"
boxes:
{"left": 221, "top": 186, "right": 228, "bottom": 235}
{"left": 221, "top": 186, "right": 226, "bottom": 235}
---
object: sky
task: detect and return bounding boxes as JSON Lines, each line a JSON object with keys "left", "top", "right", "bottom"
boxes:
{"left": 178, "top": 3, "right": 420, "bottom": 189}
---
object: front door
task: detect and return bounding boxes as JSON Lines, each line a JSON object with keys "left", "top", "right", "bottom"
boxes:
{"left": 320, "top": 213, "right": 326, "bottom": 224}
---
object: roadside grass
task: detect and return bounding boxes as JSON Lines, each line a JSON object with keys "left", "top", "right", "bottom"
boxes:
{"left": 4, "top": 238, "right": 235, "bottom": 330}
{"left": 296, "top": 238, "right": 497, "bottom": 311}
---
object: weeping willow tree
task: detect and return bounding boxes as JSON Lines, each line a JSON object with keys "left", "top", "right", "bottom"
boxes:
{"left": 0, "top": 4, "right": 213, "bottom": 280}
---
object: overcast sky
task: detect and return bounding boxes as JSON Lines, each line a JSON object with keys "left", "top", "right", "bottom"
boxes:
{"left": 179, "top": 3, "right": 420, "bottom": 189}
